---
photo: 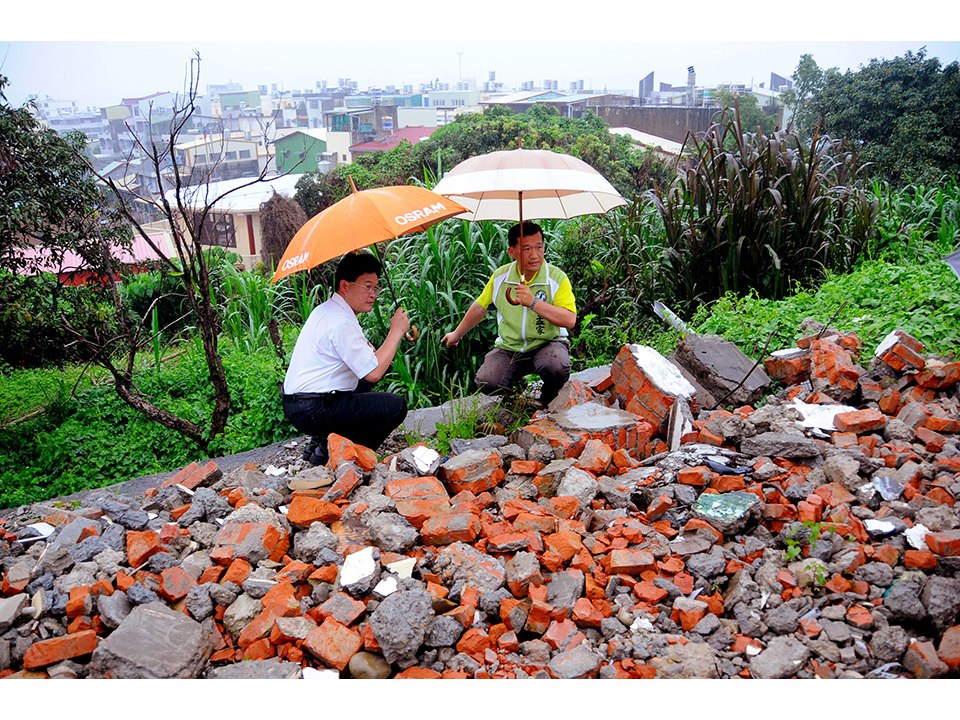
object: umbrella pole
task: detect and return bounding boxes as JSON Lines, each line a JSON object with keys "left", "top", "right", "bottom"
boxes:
{"left": 371, "top": 242, "right": 418, "bottom": 342}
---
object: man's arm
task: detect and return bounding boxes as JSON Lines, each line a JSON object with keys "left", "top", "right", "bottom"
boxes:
{"left": 440, "top": 301, "right": 489, "bottom": 347}
{"left": 513, "top": 284, "right": 577, "bottom": 328}
{"left": 365, "top": 307, "right": 410, "bottom": 382}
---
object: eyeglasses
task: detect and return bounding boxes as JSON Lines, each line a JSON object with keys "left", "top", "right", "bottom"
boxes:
{"left": 349, "top": 281, "right": 381, "bottom": 295}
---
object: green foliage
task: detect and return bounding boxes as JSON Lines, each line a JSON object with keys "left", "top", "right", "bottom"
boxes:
{"left": 780, "top": 54, "right": 830, "bottom": 142}
{"left": 1, "top": 75, "right": 130, "bottom": 279}
{"left": 712, "top": 88, "right": 777, "bottom": 135}
{"left": 293, "top": 106, "right": 676, "bottom": 220}
{"left": 649, "top": 107, "right": 877, "bottom": 317}
{"left": 810, "top": 48, "right": 960, "bottom": 186}
{"left": 693, "top": 257, "right": 960, "bottom": 360}
{"left": 0, "top": 269, "right": 121, "bottom": 369}
{"left": 0, "top": 336, "right": 293, "bottom": 509}
{"left": 366, "top": 220, "right": 505, "bottom": 408}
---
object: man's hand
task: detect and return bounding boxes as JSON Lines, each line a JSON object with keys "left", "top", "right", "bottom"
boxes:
{"left": 514, "top": 283, "right": 535, "bottom": 307}
{"left": 441, "top": 329, "right": 462, "bottom": 347}
{"left": 390, "top": 307, "right": 411, "bottom": 336}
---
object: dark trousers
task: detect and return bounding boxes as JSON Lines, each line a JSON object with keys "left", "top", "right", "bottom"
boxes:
{"left": 474, "top": 341, "right": 571, "bottom": 408}
{"left": 281, "top": 379, "right": 407, "bottom": 460}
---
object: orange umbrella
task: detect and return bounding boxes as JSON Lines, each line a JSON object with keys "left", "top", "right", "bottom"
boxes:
{"left": 271, "top": 179, "right": 467, "bottom": 283}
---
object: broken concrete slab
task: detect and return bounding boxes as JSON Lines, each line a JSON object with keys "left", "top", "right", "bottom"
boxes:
{"left": 89, "top": 601, "right": 212, "bottom": 678}
{"left": 674, "top": 333, "right": 772, "bottom": 407}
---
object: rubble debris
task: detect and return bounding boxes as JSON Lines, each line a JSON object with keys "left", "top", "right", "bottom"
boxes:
{"left": 2, "top": 324, "right": 960, "bottom": 680}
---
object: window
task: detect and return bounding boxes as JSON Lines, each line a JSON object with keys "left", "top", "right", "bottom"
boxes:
{"left": 195, "top": 154, "right": 206, "bottom": 164}
{"left": 239, "top": 149, "right": 251, "bottom": 159}
{"left": 224, "top": 151, "right": 237, "bottom": 161}
{"left": 193, "top": 212, "right": 236, "bottom": 248}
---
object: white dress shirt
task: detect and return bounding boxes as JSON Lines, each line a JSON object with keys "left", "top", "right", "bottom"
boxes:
{"left": 283, "top": 293, "right": 378, "bottom": 394}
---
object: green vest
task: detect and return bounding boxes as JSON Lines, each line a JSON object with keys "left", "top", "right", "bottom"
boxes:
{"left": 484, "top": 261, "right": 572, "bottom": 353}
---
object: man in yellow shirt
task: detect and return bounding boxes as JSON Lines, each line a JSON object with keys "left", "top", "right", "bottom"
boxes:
{"left": 441, "top": 222, "right": 577, "bottom": 408}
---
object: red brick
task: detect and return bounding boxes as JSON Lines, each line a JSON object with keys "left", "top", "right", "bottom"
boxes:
{"left": 22, "top": 630, "right": 98, "bottom": 669}
{"left": 126, "top": 530, "right": 165, "bottom": 567}
{"left": 926, "top": 416, "right": 960, "bottom": 434}
{"left": 607, "top": 549, "right": 656, "bottom": 575}
{"left": 926, "top": 530, "right": 960, "bottom": 556}
{"left": 576, "top": 439, "right": 613, "bottom": 475}
{"left": 385, "top": 476, "right": 451, "bottom": 529}
{"left": 302, "top": 617, "right": 363, "bottom": 671}
{"left": 287, "top": 495, "right": 343, "bottom": 526}
{"left": 420, "top": 511, "right": 481, "bottom": 545}
{"left": 456, "top": 628, "right": 491, "bottom": 661}
{"left": 915, "top": 361, "right": 960, "bottom": 389}
{"left": 395, "top": 667, "right": 442, "bottom": 679}
{"left": 833, "top": 408, "right": 887, "bottom": 434}
{"left": 938, "top": 625, "right": 960, "bottom": 669}
{"left": 905, "top": 550, "right": 938, "bottom": 569}
{"left": 158, "top": 566, "right": 196, "bottom": 602}
{"left": 213, "top": 522, "right": 290, "bottom": 564}
{"left": 439, "top": 451, "right": 506, "bottom": 495}
{"left": 678, "top": 466, "right": 711, "bottom": 486}
{"left": 632, "top": 581, "right": 668, "bottom": 604}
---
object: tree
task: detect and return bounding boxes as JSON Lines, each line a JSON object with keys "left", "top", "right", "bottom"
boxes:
{"left": 70, "top": 53, "right": 281, "bottom": 454}
{"left": 712, "top": 87, "right": 777, "bottom": 136}
{"left": 810, "top": 48, "right": 960, "bottom": 185}
{"left": 0, "top": 75, "right": 126, "bottom": 276}
{"left": 779, "top": 54, "right": 831, "bottom": 141}
{"left": 259, "top": 192, "right": 308, "bottom": 272}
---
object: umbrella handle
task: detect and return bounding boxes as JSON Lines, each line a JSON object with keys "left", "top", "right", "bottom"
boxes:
{"left": 406, "top": 325, "right": 419, "bottom": 342}
{"left": 505, "top": 286, "right": 521, "bottom": 306}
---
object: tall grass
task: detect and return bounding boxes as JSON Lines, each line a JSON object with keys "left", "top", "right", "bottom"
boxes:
{"left": 648, "top": 105, "right": 877, "bottom": 316}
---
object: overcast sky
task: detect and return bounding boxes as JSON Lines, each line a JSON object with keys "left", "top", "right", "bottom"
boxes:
{"left": 3, "top": 3, "right": 959, "bottom": 110}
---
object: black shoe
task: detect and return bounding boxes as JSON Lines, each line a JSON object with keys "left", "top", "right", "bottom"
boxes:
{"left": 306, "top": 447, "right": 329, "bottom": 466}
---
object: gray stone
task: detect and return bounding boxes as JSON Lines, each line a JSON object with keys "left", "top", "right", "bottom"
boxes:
{"left": 96, "top": 590, "right": 133, "bottom": 630}
{"left": 0, "top": 594, "right": 28, "bottom": 634}
{"left": 184, "top": 582, "right": 215, "bottom": 621}
{"left": 649, "top": 639, "right": 719, "bottom": 678}
{"left": 403, "top": 393, "right": 500, "bottom": 439}
{"left": 822, "top": 453, "right": 863, "bottom": 493}
{"left": 432, "top": 542, "right": 505, "bottom": 593}
{"left": 921, "top": 576, "right": 960, "bottom": 632}
{"left": 39, "top": 546, "right": 75, "bottom": 577}
{"left": 749, "top": 636, "right": 810, "bottom": 679}
{"left": 764, "top": 604, "right": 800, "bottom": 635}
{"left": 206, "top": 658, "right": 302, "bottom": 679}
{"left": 820, "top": 619, "right": 853, "bottom": 644}
{"left": 546, "top": 570, "right": 585, "bottom": 611}
{"left": 366, "top": 513, "right": 419, "bottom": 554}
{"left": 869, "top": 625, "right": 910, "bottom": 662}
{"left": 424, "top": 615, "right": 465, "bottom": 648}
{"left": 597, "top": 476, "right": 637, "bottom": 510}
{"left": 853, "top": 561, "right": 894, "bottom": 588}
{"left": 734, "top": 604, "right": 766, "bottom": 638}
{"left": 546, "top": 642, "right": 603, "bottom": 679}
{"left": 292, "top": 521, "right": 340, "bottom": 563}
{"left": 49, "top": 517, "right": 101, "bottom": 549}
{"left": 723, "top": 569, "right": 761, "bottom": 608}
{"left": 222, "top": 593, "right": 263, "bottom": 642}
{"left": 125, "top": 582, "right": 160, "bottom": 606}
{"left": 674, "top": 333, "right": 771, "bottom": 407}
{"left": 89, "top": 602, "right": 212, "bottom": 678}
{"left": 684, "top": 553, "right": 727, "bottom": 579}
{"left": 741, "top": 432, "right": 822, "bottom": 459}
{"left": 883, "top": 579, "right": 927, "bottom": 623}
{"left": 368, "top": 590, "right": 434, "bottom": 666}
{"left": 555, "top": 466, "right": 600, "bottom": 510}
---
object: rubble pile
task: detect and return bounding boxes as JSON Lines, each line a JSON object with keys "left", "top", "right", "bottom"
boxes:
{"left": 2, "top": 322, "right": 960, "bottom": 679}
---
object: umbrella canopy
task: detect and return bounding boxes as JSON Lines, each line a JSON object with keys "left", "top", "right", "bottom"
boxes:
{"left": 271, "top": 182, "right": 467, "bottom": 284}
{"left": 432, "top": 148, "right": 627, "bottom": 222}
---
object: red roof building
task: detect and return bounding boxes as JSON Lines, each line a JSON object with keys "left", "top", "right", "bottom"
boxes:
{"left": 349, "top": 126, "right": 438, "bottom": 156}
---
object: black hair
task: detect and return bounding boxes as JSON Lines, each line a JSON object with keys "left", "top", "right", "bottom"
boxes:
{"left": 507, "top": 221, "right": 542, "bottom": 248}
{"left": 335, "top": 251, "right": 382, "bottom": 291}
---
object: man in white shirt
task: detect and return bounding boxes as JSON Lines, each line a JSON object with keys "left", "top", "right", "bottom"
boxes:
{"left": 282, "top": 252, "right": 410, "bottom": 466}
